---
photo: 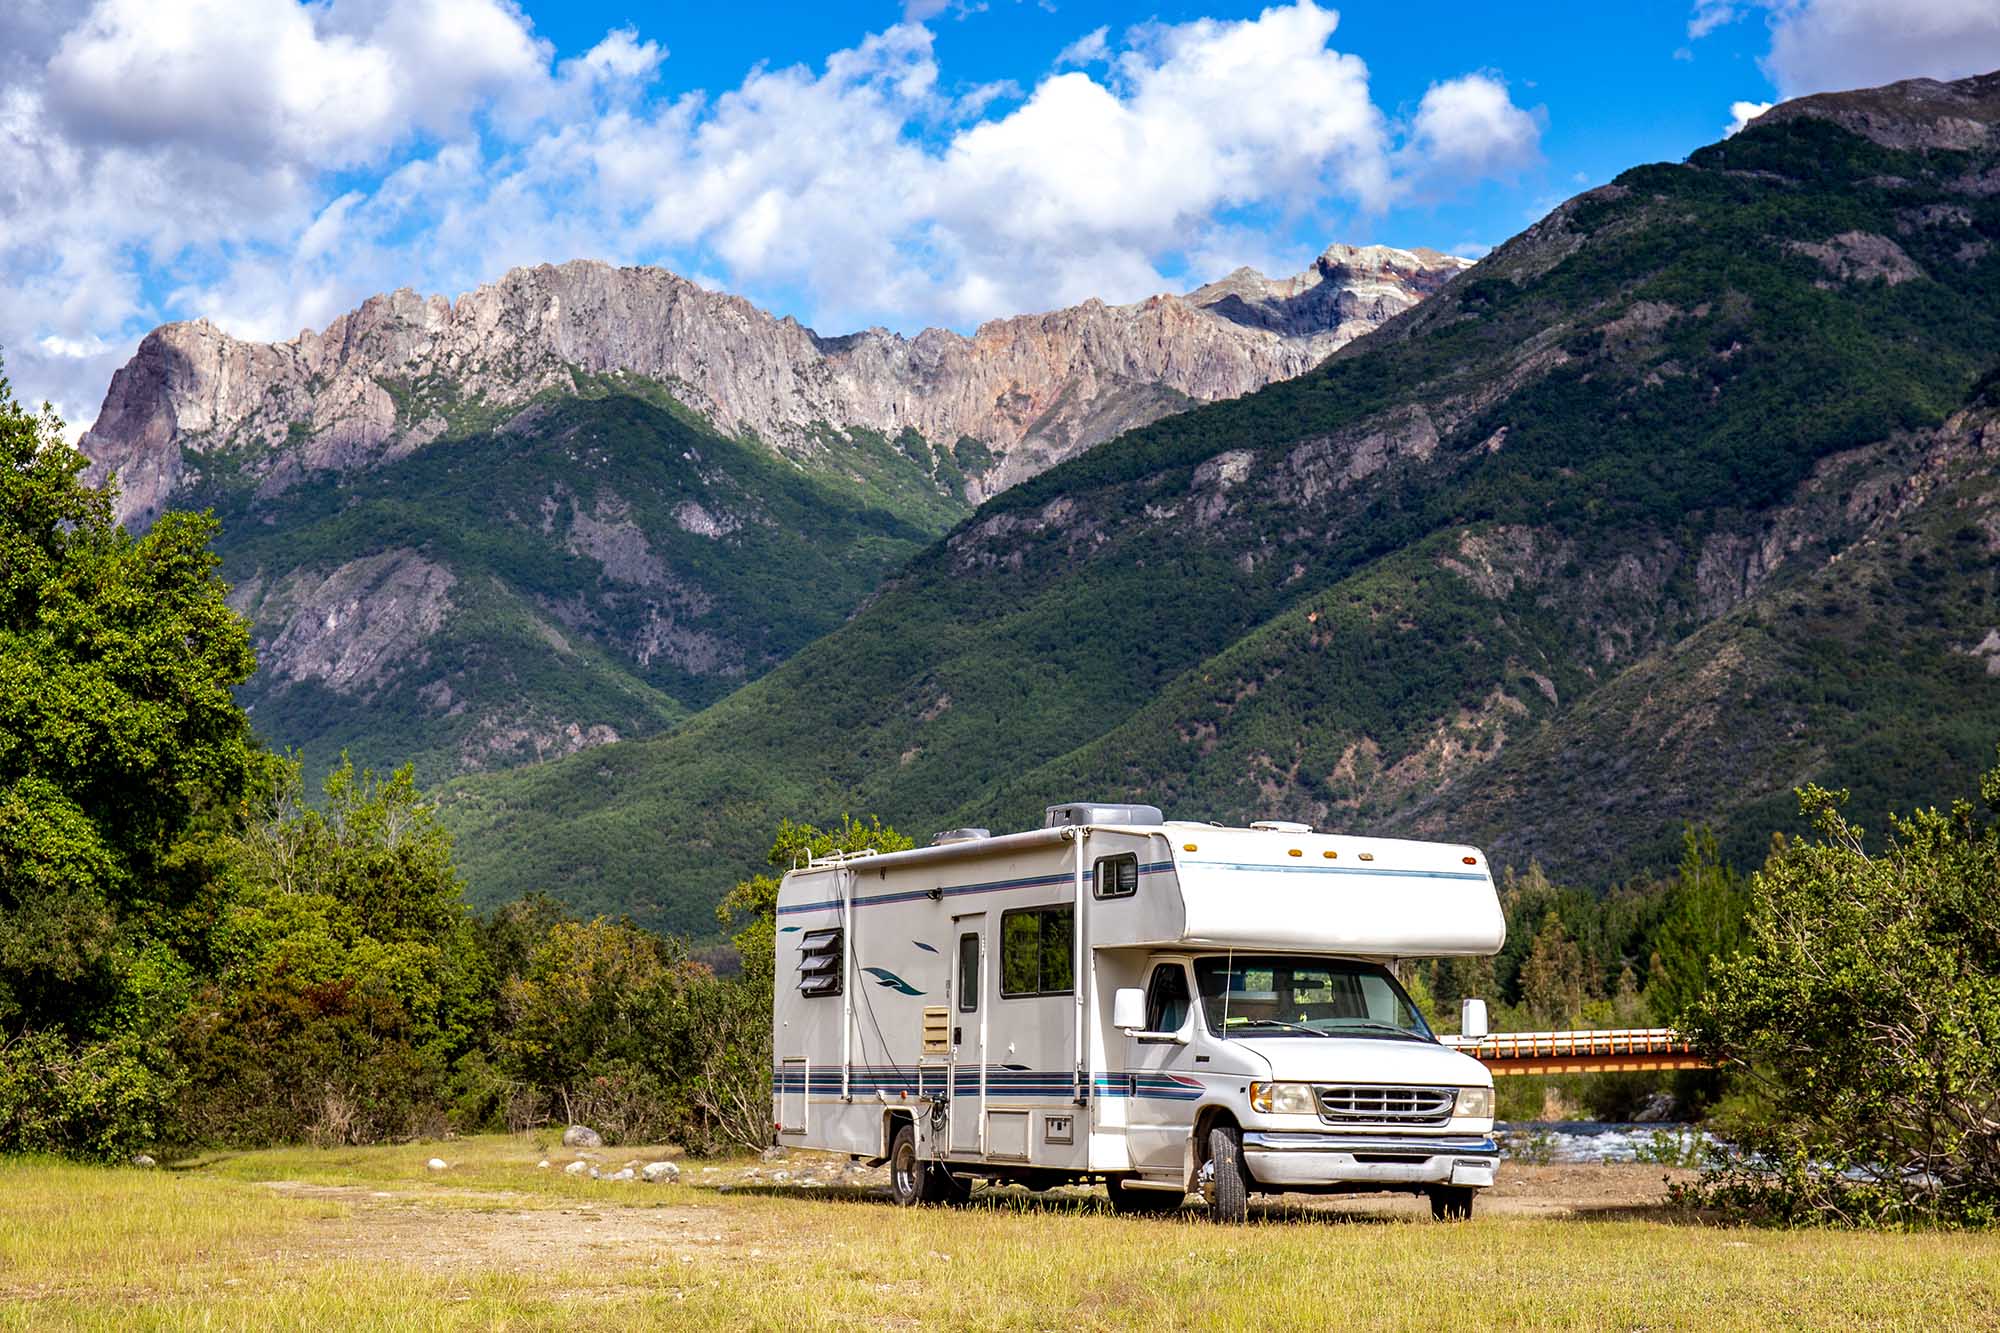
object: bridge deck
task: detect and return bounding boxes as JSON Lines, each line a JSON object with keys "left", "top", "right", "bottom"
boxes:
{"left": 1443, "top": 1027, "right": 1710, "bottom": 1075}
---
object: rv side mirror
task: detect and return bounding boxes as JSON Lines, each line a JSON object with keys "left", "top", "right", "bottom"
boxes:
{"left": 1460, "top": 998, "right": 1489, "bottom": 1041}
{"left": 1112, "top": 988, "right": 1146, "bottom": 1032}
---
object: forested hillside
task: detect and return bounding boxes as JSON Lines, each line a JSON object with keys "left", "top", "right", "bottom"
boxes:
{"left": 441, "top": 73, "right": 2000, "bottom": 936}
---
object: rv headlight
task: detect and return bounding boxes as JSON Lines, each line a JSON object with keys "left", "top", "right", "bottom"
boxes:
{"left": 1249, "top": 1082, "right": 1317, "bottom": 1115}
{"left": 1455, "top": 1086, "right": 1494, "bottom": 1119}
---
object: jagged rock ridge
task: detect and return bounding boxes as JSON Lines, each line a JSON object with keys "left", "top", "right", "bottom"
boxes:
{"left": 82, "top": 244, "right": 1467, "bottom": 527}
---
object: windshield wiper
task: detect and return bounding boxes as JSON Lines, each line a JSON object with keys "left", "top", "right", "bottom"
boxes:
{"left": 1323, "top": 1020, "right": 1428, "bottom": 1041}
{"left": 1227, "top": 1018, "right": 1320, "bottom": 1035}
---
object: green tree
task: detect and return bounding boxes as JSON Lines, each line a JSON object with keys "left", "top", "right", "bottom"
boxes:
{"left": 0, "top": 364, "right": 256, "bottom": 1158}
{"left": 1518, "top": 911, "right": 1589, "bottom": 1027}
{"left": 1685, "top": 759, "right": 2000, "bottom": 1225}
{"left": 0, "top": 368, "right": 255, "bottom": 1035}
{"left": 1647, "top": 827, "right": 1750, "bottom": 1023}
{"left": 172, "top": 757, "right": 490, "bottom": 1147}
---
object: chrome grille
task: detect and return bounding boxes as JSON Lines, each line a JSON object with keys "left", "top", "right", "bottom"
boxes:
{"left": 1315, "top": 1084, "right": 1455, "bottom": 1125}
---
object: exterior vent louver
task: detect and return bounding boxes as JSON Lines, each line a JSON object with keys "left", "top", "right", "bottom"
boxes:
{"left": 798, "top": 927, "right": 843, "bottom": 998}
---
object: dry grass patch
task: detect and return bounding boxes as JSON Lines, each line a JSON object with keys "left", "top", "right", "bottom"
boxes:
{"left": 3, "top": 1138, "right": 1998, "bottom": 1329}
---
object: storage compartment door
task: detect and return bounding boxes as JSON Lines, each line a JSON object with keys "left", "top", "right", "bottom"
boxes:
{"left": 778, "top": 1057, "right": 808, "bottom": 1134}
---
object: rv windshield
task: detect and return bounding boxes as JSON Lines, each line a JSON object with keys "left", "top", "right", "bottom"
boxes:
{"left": 1192, "top": 956, "right": 1434, "bottom": 1042}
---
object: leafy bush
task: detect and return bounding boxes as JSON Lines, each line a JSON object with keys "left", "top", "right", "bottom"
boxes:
{"left": 1681, "top": 758, "right": 2000, "bottom": 1226}
{"left": 0, "top": 1031, "right": 173, "bottom": 1161}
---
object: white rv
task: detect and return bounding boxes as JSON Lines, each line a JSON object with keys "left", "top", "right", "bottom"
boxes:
{"left": 770, "top": 802, "right": 1505, "bottom": 1221}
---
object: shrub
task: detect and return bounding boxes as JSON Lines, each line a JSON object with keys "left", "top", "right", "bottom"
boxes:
{"left": 1681, "top": 757, "right": 2000, "bottom": 1226}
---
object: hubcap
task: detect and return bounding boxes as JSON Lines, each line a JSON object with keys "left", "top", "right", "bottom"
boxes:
{"left": 893, "top": 1142, "right": 917, "bottom": 1199}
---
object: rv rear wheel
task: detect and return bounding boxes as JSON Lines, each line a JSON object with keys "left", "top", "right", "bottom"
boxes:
{"left": 1203, "top": 1125, "right": 1249, "bottom": 1223}
{"left": 1429, "top": 1186, "right": 1476, "bottom": 1221}
{"left": 888, "top": 1123, "right": 970, "bottom": 1206}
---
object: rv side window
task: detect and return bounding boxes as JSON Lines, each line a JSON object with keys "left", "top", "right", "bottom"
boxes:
{"left": 797, "top": 927, "right": 843, "bottom": 998}
{"left": 957, "top": 932, "right": 979, "bottom": 1013}
{"left": 1093, "top": 854, "right": 1139, "bottom": 899}
{"left": 999, "top": 906, "right": 1074, "bottom": 997}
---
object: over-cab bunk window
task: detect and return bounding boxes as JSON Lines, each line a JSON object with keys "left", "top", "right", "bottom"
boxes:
{"left": 1093, "top": 854, "right": 1138, "bottom": 899}
{"left": 798, "top": 927, "right": 843, "bottom": 998}
{"left": 999, "top": 906, "right": 1073, "bottom": 997}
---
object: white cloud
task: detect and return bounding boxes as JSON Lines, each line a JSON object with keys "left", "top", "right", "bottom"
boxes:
{"left": 1726, "top": 99, "right": 1776, "bottom": 135}
{"left": 1690, "top": 0, "right": 2000, "bottom": 99}
{"left": 1688, "top": 2, "right": 1739, "bottom": 41}
{"left": 1, "top": 0, "right": 1543, "bottom": 434}
{"left": 1057, "top": 26, "right": 1110, "bottom": 66}
{"left": 1399, "top": 73, "right": 1542, "bottom": 184}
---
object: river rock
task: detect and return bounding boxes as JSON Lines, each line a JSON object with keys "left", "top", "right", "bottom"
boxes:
{"left": 563, "top": 1160, "right": 591, "bottom": 1176}
{"left": 1633, "top": 1090, "right": 1683, "bottom": 1123}
{"left": 562, "top": 1124, "right": 605, "bottom": 1149}
{"left": 604, "top": 1167, "right": 636, "bottom": 1182}
{"left": 642, "top": 1161, "right": 680, "bottom": 1184}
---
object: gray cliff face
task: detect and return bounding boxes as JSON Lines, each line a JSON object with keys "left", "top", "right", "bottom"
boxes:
{"left": 80, "top": 244, "right": 1469, "bottom": 526}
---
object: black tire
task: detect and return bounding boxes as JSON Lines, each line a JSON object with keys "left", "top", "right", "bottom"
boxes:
{"left": 1429, "top": 1186, "right": 1476, "bottom": 1221}
{"left": 1106, "top": 1177, "right": 1184, "bottom": 1215}
{"left": 1204, "top": 1125, "right": 1250, "bottom": 1223}
{"left": 889, "top": 1123, "right": 970, "bottom": 1206}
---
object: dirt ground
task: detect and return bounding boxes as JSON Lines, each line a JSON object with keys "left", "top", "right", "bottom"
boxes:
{"left": 258, "top": 1157, "right": 1694, "bottom": 1274}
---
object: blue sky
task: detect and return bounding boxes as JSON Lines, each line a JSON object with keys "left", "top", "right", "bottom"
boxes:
{"left": 3, "top": 0, "right": 1998, "bottom": 434}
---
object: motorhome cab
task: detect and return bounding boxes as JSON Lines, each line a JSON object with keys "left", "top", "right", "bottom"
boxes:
{"left": 770, "top": 803, "right": 1505, "bottom": 1221}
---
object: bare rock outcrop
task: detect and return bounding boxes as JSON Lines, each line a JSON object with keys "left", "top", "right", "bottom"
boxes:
{"left": 80, "top": 246, "right": 1469, "bottom": 526}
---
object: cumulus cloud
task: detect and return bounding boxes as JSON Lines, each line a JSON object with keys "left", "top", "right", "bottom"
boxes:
{"left": 1399, "top": 73, "right": 1542, "bottom": 184}
{"left": 1690, "top": 0, "right": 2000, "bottom": 99}
{"left": 1, "top": 0, "right": 1542, "bottom": 433}
{"left": 1726, "top": 99, "right": 1776, "bottom": 135}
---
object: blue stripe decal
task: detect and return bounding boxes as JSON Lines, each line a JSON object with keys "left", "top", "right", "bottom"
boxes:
{"left": 772, "top": 1065, "right": 1211, "bottom": 1101}
{"left": 1178, "top": 860, "right": 1489, "bottom": 882}
{"left": 778, "top": 861, "right": 1175, "bottom": 916}
{"left": 912, "top": 940, "right": 939, "bottom": 953}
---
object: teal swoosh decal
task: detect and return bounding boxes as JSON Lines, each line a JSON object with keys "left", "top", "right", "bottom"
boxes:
{"left": 862, "top": 966, "right": 925, "bottom": 996}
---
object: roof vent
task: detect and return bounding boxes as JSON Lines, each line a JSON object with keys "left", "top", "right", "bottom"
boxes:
{"left": 931, "top": 827, "right": 991, "bottom": 846}
{"left": 1250, "top": 820, "right": 1314, "bottom": 833}
{"left": 1044, "top": 802, "right": 1165, "bottom": 828}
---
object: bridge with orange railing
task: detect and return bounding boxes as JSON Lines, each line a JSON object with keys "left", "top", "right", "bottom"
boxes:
{"left": 1443, "top": 1028, "right": 1711, "bottom": 1076}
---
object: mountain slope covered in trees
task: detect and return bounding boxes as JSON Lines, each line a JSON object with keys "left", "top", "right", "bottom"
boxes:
{"left": 441, "top": 73, "right": 2000, "bottom": 935}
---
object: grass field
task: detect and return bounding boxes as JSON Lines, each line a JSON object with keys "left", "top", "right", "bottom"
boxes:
{"left": 3, "top": 1135, "right": 1995, "bottom": 1330}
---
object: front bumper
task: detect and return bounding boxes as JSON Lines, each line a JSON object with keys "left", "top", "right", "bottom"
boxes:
{"left": 1241, "top": 1132, "right": 1499, "bottom": 1189}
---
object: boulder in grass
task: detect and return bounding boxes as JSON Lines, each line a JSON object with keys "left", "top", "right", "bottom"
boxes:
{"left": 563, "top": 1160, "right": 590, "bottom": 1176}
{"left": 605, "top": 1167, "right": 636, "bottom": 1182}
{"left": 642, "top": 1161, "right": 680, "bottom": 1184}
{"left": 426, "top": 1158, "right": 448, "bottom": 1171}
{"left": 562, "top": 1125, "right": 604, "bottom": 1149}
{"left": 130, "top": 1155, "right": 156, "bottom": 1169}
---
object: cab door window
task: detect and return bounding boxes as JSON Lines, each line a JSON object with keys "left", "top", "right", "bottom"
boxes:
{"left": 1144, "top": 963, "right": 1192, "bottom": 1035}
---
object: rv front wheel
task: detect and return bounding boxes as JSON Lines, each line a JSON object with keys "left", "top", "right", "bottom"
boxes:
{"left": 1203, "top": 1125, "right": 1249, "bottom": 1224}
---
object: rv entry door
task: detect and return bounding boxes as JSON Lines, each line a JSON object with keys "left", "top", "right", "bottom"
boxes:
{"left": 948, "top": 915, "right": 986, "bottom": 1156}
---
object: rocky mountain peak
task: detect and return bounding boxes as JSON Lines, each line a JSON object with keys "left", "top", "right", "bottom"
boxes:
{"left": 1753, "top": 69, "right": 2000, "bottom": 151}
{"left": 81, "top": 247, "right": 1469, "bottom": 527}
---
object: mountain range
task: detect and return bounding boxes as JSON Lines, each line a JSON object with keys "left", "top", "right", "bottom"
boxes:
{"left": 80, "top": 245, "right": 1464, "bottom": 779}
{"left": 424, "top": 72, "right": 2000, "bottom": 935}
